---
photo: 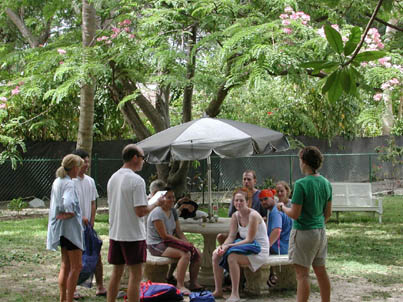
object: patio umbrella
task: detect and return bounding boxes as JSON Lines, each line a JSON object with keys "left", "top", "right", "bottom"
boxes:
{"left": 137, "top": 117, "right": 289, "bottom": 217}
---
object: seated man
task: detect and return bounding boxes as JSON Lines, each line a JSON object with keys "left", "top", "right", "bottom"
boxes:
{"left": 259, "top": 189, "right": 293, "bottom": 287}
{"left": 259, "top": 189, "right": 292, "bottom": 254}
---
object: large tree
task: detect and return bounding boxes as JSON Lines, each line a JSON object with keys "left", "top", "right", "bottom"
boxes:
{"left": 1, "top": 0, "right": 401, "bottom": 191}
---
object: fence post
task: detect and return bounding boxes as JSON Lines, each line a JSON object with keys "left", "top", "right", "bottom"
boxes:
{"left": 289, "top": 155, "right": 293, "bottom": 187}
{"left": 92, "top": 153, "right": 99, "bottom": 208}
{"left": 369, "top": 154, "right": 372, "bottom": 182}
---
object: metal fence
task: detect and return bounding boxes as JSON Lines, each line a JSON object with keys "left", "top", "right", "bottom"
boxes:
{"left": 1, "top": 153, "right": 397, "bottom": 202}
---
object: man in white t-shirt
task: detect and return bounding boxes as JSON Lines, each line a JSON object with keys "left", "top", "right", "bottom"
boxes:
{"left": 107, "top": 144, "right": 162, "bottom": 302}
{"left": 72, "top": 149, "right": 107, "bottom": 297}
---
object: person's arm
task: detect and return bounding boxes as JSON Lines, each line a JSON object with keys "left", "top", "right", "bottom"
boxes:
{"left": 90, "top": 200, "right": 96, "bottom": 227}
{"left": 324, "top": 201, "right": 332, "bottom": 223}
{"left": 174, "top": 220, "right": 187, "bottom": 241}
{"left": 269, "top": 228, "right": 281, "bottom": 247}
{"left": 277, "top": 202, "right": 302, "bottom": 220}
{"left": 222, "top": 213, "right": 259, "bottom": 252}
{"left": 153, "top": 220, "right": 180, "bottom": 241}
{"left": 135, "top": 201, "right": 161, "bottom": 217}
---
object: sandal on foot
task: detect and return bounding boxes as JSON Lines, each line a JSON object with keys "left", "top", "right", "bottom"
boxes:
{"left": 267, "top": 273, "right": 278, "bottom": 288}
{"left": 179, "top": 288, "right": 191, "bottom": 296}
{"left": 74, "top": 292, "right": 84, "bottom": 300}
{"left": 96, "top": 290, "right": 107, "bottom": 297}
{"left": 226, "top": 298, "right": 241, "bottom": 302}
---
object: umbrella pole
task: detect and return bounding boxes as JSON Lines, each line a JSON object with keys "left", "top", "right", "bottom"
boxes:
{"left": 207, "top": 155, "right": 212, "bottom": 219}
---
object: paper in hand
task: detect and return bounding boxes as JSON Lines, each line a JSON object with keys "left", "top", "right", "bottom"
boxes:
{"left": 148, "top": 190, "right": 167, "bottom": 205}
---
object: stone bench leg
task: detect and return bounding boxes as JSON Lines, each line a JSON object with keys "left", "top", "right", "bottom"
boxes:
{"left": 243, "top": 265, "right": 270, "bottom": 296}
{"left": 143, "top": 264, "right": 169, "bottom": 282}
{"left": 271, "top": 264, "right": 296, "bottom": 290}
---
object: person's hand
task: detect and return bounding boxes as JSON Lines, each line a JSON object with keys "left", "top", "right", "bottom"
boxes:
{"left": 276, "top": 202, "right": 284, "bottom": 212}
{"left": 155, "top": 195, "right": 164, "bottom": 207}
{"left": 177, "top": 196, "right": 190, "bottom": 206}
{"left": 82, "top": 216, "right": 89, "bottom": 226}
{"left": 56, "top": 212, "right": 74, "bottom": 220}
{"left": 217, "top": 244, "right": 229, "bottom": 256}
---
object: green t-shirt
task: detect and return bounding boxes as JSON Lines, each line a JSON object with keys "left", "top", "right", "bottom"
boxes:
{"left": 291, "top": 175, "right": 332, "bottom": 230}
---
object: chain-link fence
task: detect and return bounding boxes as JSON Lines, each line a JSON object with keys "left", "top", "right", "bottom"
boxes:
{"left": 1, "top": 153, "right": 398, "bottom": 202}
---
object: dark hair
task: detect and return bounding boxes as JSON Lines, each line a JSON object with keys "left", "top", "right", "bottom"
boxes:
{"left": 122, "top": 144, "right": 142, "bottom": 162}
{"left": 243, "top": 170, "right": 257, "bottom": 180}
{"left": 299, "top": 146, "right": 323, "bottom": 172}
{"left": 72, "top": 148, "right": 89, "bottom": 159}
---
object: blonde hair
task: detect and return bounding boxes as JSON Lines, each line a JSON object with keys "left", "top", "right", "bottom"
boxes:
{"left": 276, "top": 181, "right": 291, "bottom": 197}
{"left": 56, "top": 154, "right": 83, "bottom": 178}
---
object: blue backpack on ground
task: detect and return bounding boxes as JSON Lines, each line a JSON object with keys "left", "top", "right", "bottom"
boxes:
{"left": 189, "top": 291, "right": 215, "bottom": 302}
{"left": 128, "top": 281, "right": 183, "bottom": 302}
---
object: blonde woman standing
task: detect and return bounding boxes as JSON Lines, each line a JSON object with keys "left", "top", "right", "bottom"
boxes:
{"left": 47, "top": 154, "right": 84, "bottom": 302}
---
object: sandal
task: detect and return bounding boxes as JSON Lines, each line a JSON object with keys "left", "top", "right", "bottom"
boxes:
{"left": 73, "top": 292, "right": 84, "bottom": 300}
{"left": 179, "top": 288, "right": 191, "bottom": 296}
{"left": 166, "top": 275, "right": 177, "bottom": 286}
{"left": 96, "top": 290, "right": 107, "bottom": 297}
{"left": 267, "top": 273, "right": 278, "bottom": 288}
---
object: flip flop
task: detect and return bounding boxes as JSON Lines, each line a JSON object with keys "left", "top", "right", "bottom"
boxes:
{"left": 96, "top": 290, "right": 107, "bottom": 297}
{"left": 73, "top": 292, "right": 84, "bottom": 300}
{"left": 179, "top": 288, "right": 191, "bottom": 296}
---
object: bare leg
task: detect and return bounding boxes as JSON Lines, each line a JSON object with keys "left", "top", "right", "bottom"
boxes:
{"left": 127, "top": 264, "right": 143, "bottom": 302}
{"left": 227, "top": 253, "right": 250, "bottom": 301}
{"left": 294, "top": 264, "right": 310, "bottom": 302}
{"left": 167, "top": 263, "right": 177, "bottom": 281}
{"left": 162, "top": 247, "right": 190, "bottom": 291}
{"left": 189, "top": 249, "right": 202, "bottom": 289}
{"left": 59, "top": 248, "right": 70, "bottom": 302}
{"left": 212, "top": 249, "right": 224, "bottom": 298}
{"left": 66, "top": 249, "right": 82, "bottom": 302}
{"left": 107, "top": 264, "right": 125, "bottom": 302}
{"left": 313, "top": 265, "right": 331, "bottom": 302}
{"left": 95, "top": 254, "right": 107, "bottom": 294}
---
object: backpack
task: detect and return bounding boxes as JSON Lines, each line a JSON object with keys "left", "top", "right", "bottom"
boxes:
{"left": 124, "top": 281, "right": 183, "bottom": 302}
{"left": 189, "top": 291, "right": 215, "bottom": 302}
{"left": 77, "top": 226, "right": 102, "bottom": 287}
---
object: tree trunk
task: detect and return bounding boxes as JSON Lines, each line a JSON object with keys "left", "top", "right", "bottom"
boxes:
{"left": 76, "top": 0, "right": 96, "bottom": 154}
{"left": 182, "top": 25, "right": 197, "bottom": 123}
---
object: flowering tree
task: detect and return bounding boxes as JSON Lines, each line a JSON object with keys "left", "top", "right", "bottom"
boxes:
{"left": 0, "top": 0, "right": 402, "bottom": 189}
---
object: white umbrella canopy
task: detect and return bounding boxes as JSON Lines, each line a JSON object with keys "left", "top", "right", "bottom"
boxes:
{"left": 138, "top": 117, "right": 289, "bottom": 163}
{"left": 137, "top": 117, "right": 289, "bottom": 218}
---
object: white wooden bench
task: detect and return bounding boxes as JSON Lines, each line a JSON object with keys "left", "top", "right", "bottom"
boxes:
{"left": 331, "top": 182, "right": 383, "bottom": 223}
{"left": 241, "top": 254, "right": 296, "bottom": 296}
{"left": 143, "top": 251, "right": 178, "bottom": 282}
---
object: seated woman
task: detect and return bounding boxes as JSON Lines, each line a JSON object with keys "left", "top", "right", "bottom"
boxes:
{"left": 146, "top": 187, "right": 203, "bottom": 295}
{"left": 212, "top": 189, "right": 270, "bottom": 302}
{"left": 276, "top": 180, "right": 292, "bottom": 208}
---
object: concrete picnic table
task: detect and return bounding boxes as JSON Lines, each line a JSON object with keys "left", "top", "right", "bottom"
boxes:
{"left": 180, "top": 217, "right": 231, "bottom": 286}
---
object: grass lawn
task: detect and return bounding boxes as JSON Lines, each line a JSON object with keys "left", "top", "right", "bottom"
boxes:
{"left": 0, "top": 196, "right": 402, "bottom": 301}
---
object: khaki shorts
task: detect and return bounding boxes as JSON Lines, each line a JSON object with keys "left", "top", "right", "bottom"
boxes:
{"left": 288, "top": 228, "right": 327, "bottom": 268}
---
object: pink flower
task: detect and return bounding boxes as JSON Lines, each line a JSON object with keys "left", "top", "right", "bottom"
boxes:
{"left": 112, "top": 27, "right": 121, "bottom": 34}
{"left": 123, "top": 27, "right": 130, "bottom": 33}
{"left": 39, "top": 44, "right": 44, "bottom": 47}
{"left": 301, "top": 14, "right": 310, "bottom": 21}
{"left": 290, "top": 13, "right": 298, "bottom": 20}
{"left": 105, "top": 40, "right": 112, "bottom": 44}
{"left": 390, "top": 78, "right": 399, "bottom": 85}
{"left": 284, "top": 6, "right": 293, "bottom": 13}
{"left": 378, "top": 57, "right": 390, "bottom": 65}
{"left": 331, "top": 24, "right": 340, "bottom": 31}
{"left": 11, "top": 86, "right": 20, "bottom": 95}
{"left": 360, "top": 62, "right": 368, "bottom": 67}
{"left": 59, "top": 61, "right": 64, "bottom": 65}
{"left": 0, "top": 96, "right": 7, "bottom": 102}
{"left": 282, "top": 20, "right": 291, "bottom": 26}
{"left": 128, "top": 34, "right": 135, "bottom": 39}
{"left": 283, "top": 27, "right": 293, "bottom": 34}
{"left": 317, "top": 27, "right": 325, "bottom": 38}
{"left": 0, "top": 103, "right": 6, "bottom": 109}
{"left": 122, "top": 19, "right": 131, "bottom": 25}
{"left": 279, "top": 14, "right": 289, "bottom": 19}
{"left": 111, "top": 33, "right": 118, "bottom": 39}
{"left": 381, "top": 82, "right": 390, "bottom": 90}
{"left": 57, "top": 48, "right": 66, "bottom": 55}
{"left": 373, "top": 93, "right": 382, "bottom": 101}
{"left": 377, "top": 42, "right": 384, "bottom": 49}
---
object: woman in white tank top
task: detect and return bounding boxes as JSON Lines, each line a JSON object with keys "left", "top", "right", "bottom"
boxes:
{"left": 212, "top": 189, "right": 270, "bottom": 302}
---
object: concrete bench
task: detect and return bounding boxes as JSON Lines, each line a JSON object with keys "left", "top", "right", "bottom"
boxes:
{"left": 143, "top": 251, "right": 178, "bottom": 282}
{"left": 241, "top": 254, "right": 295, "bottom": 296}
{"left": 331, "top": 182, "right": 383, "bottom": 223}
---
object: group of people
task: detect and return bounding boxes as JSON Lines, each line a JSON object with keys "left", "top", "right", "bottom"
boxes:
{"left": 47, "top": 144, "right": 332, "bottom": 302}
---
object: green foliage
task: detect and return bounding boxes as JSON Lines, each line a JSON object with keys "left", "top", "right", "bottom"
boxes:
{"left": 7, "top": 198, "right": 28, "bottom": 214}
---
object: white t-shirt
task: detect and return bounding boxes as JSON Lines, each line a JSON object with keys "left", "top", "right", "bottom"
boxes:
{"left": 107, "top": 168, "right": 148, "bottom": 241}
{"left": 74, "top": 174, "right": 98, "bottom": 221}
